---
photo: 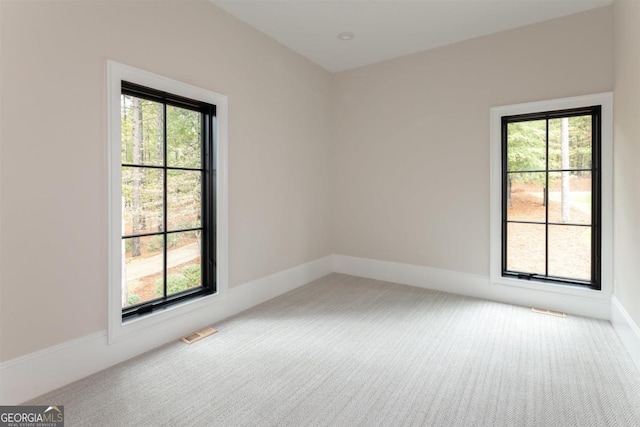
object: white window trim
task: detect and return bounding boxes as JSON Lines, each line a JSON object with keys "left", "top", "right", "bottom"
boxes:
{"left": 107, "top": 61, "right": 229, "bottom": 343}
{"left": 489, "top": 92, "right": 613, "bottom": 300}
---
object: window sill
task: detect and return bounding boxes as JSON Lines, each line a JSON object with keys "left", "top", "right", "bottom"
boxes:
{"left": 490, "top": 274, "right": 610, "bottom": 301}
{"left": 109, "top": 289, "right": 225, "bottom": 344}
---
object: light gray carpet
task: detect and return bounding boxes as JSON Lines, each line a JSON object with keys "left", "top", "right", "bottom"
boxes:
{"left": 29, "top": 274, "right": 640, "bottom": 426}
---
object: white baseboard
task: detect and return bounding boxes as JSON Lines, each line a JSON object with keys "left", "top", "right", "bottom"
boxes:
{"left": 1, "top": 253, "right": 622, "bottom": 405}
{"left": 0, "top": 255, "right": 333, "bottom": 405}
{"left": 333, "top": 254, "right": 611, "bottom": 320}
{"left": 611, "top": 296, "right": 640, "bottom": 372}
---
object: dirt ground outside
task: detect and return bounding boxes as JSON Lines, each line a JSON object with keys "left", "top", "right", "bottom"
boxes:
{"left": 122, "top": 177, "right": 594, "bottom": 308}
{"left": 123, "top": 237, "right": 201, "bottom": 307}
{"left": 507, "top": 176, "right": 592, "bottom": 280}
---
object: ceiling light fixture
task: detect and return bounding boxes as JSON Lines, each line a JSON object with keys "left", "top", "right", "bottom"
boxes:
{"left": 337, "top": 32, "right": 355, "bottom": 41}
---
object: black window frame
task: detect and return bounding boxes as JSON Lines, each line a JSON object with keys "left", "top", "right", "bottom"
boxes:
{"left": 120, "top": 81, "right": 217, "bottom": 319}
{"left": 501, "top": 106, "right": 602, "bottom": 290}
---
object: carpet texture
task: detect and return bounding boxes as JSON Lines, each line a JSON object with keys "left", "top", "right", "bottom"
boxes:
{"left": 29, "top": 274, "right": 640, "bottom": 426}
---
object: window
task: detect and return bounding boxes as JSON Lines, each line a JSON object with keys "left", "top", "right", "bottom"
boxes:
{"left": 502, "top": 107, "right": 601, "bottom": 289}
{"left": 120, "top": 82, "right": 216, "bottom": 317}
{"left": 490, "top": 93, "right": 612, "bottom": 296}
{"left": 108, "top": 61, "right": 228, "bottom": 342}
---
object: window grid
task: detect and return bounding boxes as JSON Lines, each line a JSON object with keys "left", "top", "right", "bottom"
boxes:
{"left": 121, "top": 81, "right": 216, "bottom": 318}
{"left": 501, "top": 106, "right": 601, "bottom": 290}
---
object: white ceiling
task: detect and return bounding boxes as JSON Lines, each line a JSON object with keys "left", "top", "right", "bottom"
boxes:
{"left": 211, "top": 0, "right": 612, "bottom": 73}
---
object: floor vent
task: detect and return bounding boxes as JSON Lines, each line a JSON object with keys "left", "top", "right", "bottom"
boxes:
{"left": 181, "top": 326, "right": 218, "bottom": 344}
{"left": 532, "top": 307, "right": 567, "bottom": 318}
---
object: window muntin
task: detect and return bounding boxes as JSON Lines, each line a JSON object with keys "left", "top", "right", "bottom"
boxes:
{"left": 120, "top": 81, "right": 216, "bottom": 318}
{"left": 501, "top": 106, "right": 601, "bottom": 289}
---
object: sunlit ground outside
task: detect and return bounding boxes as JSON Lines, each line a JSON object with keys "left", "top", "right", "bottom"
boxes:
{"left": 122, "top": 232, "right": 202, "bottom": 308}
{"left": 506, "top": 176, "right": 591, "bottom": 280}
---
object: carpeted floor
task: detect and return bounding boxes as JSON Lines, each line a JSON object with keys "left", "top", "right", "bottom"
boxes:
{"left": 29, "top": 274, "right": 640, "bottom": 426}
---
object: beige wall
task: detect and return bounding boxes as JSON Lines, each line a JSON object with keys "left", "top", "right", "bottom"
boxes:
{"left": 0, "top": 1, "right": 332, "bottom": 361}
{"left": 0, "top": 2, "right": 624, "bottom": 364}
{"left": 331, "top": 7, "right": 613, "bottom": 275}
{"left": 613, "top": 1, "right": 640, "bottom": 327}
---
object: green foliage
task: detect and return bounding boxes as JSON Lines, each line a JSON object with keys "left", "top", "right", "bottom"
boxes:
{"left": 182, "top": 264, "right": 201, "bottom": 283}
{"left": 147, "top": 233, "right": 182, "bottom": 253}
{"left": 156, "top": 274, "right": 190, "bottom": 296}
{"left": 547, "top": 116, "right": 592, "bottom": 170}
{"left": 121, "top": 95, "right": 202, "bottom": 236}
{"left": 167, "top": 106, "right": 201, "bottom": 168}
{"left": 148, "top": 235, "right": 164, "bottom": 252}
{"left": 121, "top": 97, "right": 201, "bottom": 168}
{"left": 507, "top": 115, "right": 592, "bottom": 186}
{"left": 127, "top": 294, "right": 140, "bottom": 306}
{"left": 167, "top": 233, "right": 180, "bottom": 248}
{"left": 507, "top": 120, "right": 546, "bottom": 176}
{"left": 155, "top": 264, "right": 201, "bottom": 296}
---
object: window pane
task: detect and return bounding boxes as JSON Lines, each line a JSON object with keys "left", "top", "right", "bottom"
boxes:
{"left": 121, "top": 95, "right": 164, "bottom": 166}
{"left": 167, "top": 106, "right": 202, "bottom": 169}
{"left": 507, "top": 120, "right": 546, "bottom": 172}
{"left": 506, "top": 223, "right": 545, "bottom": 274}
{"left": 506, "top": 172, "right": 546, "bottom": 222}
{"left": 123, "top": 235, "right": 164, "bottom": 308}
{"left": 163, "top": 231, "right": 202, "bottom": 297}
{"left": 167, "top": 170, "right": 201, "bottom": 231}
{"left": 547, "top": 172, "right": 591, "bottom": 225}
{"left": 548, "top": 115, "right": 592, "bottom": 171}
{"left": 548, "top": 225, "right": 591, "bottom": 280}
{"left": 122, "top": 167, "right": 164, "bottom": 236}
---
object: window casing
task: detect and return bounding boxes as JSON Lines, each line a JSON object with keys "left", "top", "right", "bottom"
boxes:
{"left": 501, "top": 107, "right": 601, "bottom": 289}
{"left": 107, "top": 61, "right": 228, "bottom": 343}
{"left": 489, "top": 93, "right": 612, "bottom": 300}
